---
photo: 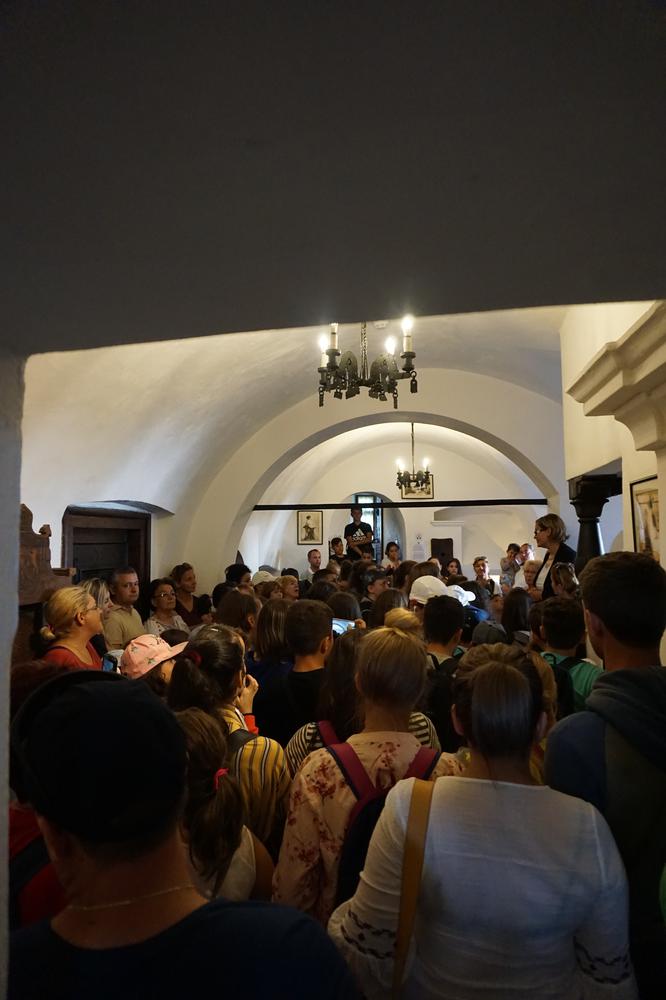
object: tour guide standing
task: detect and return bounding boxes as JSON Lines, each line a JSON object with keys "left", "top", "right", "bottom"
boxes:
{"left": 344, "top": 505, "right": 374, "bottom": 561}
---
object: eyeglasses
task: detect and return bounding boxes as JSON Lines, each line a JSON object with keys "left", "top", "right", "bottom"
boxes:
{"left": 156, "top": 591, "right": 175, "bottom": 598}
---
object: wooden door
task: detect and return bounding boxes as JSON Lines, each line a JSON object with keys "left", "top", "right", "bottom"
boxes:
{"left": 62, "top": 507, "right": 151, "bottom": 584}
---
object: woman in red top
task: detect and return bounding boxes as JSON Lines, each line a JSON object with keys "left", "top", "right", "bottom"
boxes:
{"left": 41, "top": 586, "right": 103, "bottom": 670}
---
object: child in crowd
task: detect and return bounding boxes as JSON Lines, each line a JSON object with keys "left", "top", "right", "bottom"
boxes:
{"left": 168, "top": 626, "right": 290, "bottom": 859}
{"left": 253, "top": 600, "right": 333, "bottom": 748}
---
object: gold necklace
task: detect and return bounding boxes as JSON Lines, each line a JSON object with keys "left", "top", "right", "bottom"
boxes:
{"left": 67, "top": 883, "right": 197, "bottom": 912}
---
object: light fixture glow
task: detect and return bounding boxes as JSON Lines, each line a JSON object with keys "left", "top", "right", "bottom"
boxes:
{"left": 400, "top": 314, "right": 414, "bottom": 333}
{"left": 396, "top": 423, "right": 433, "bottom": 495}
{"left": 318, "top": 334, "right": 329, "bottom": 353}
{"left": 316, "top": 319, "right": 419, "bottom": 407}
{"left": 396, "top": 458, "right": 406, "bottom": 472}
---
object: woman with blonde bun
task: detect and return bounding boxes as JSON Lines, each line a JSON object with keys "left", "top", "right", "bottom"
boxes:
{"left": 41, "top": 586, "right": 103, "bottom": 669}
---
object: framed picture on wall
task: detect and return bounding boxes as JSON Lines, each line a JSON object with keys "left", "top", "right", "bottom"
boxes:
{"left": 399, "top": 476, "right": 435, "bottom": 501}
{"left": 630, "top": 476, "right": 660, "bottom": 562}
{"left": 297, "top": 509, "right": 323, "bottom": 545}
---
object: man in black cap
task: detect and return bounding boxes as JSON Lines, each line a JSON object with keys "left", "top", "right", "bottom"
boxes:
{"left": 10, "top": 673, "right": 356, "bottom": 999}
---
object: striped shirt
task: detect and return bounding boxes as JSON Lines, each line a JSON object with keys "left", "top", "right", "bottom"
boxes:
{"left": 285, "top": 711, "right": 441, "bottom": 776}
{"left": 220, "top": 705, "right": 291, "bottom": 856}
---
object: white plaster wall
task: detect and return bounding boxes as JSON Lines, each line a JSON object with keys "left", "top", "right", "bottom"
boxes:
{"left": 190, "top": 370, "right": 571, "bottom": 590}
{"left": 560, "top": 301, "right": 656, "bottom": 478}
{"left": 239, "top": 424, "right": 547, "bottom": 577}
{"left": 560, "top": 301, "right": 658, "bottom": 550}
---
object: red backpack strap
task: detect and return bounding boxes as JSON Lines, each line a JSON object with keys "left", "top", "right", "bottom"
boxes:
{"left": 403, "top": 747, "right": 441, "bottom": 781}
{"left": 326, "top": 743, "right": 376, "bottom": 801}
{"left": 317, "top": 720, "right": 340, "bottom": 747}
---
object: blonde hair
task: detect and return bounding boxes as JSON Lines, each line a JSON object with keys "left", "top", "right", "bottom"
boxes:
{"left": 523, "top": 559, "right": 542, "bottom": 573}
{"left": 356, "top": 624, "right": 427, "bottom": 710}
{"left": 80, "top": 577, "right": 110, "bottom": 610}
{"left": 278, "top": 575, "right": 299, "bottom": 597}
{"left": 40, "top": 586, "right": 91, "bottom": 643}
{"left": 535, "top": 513, "right": 568, "bottom": 544}
{"left": 383, "top": 608, "right": 421, "bottom": 633}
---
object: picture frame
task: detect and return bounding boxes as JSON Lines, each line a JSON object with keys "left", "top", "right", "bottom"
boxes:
{"left": 630, "top": 476, "right": 660, "bottom": 562}
{"left": 399, "top": 476, "right": 435, "bottom": 501}
{"left": 297, "top": 509, "right": 323, "bottom": 546}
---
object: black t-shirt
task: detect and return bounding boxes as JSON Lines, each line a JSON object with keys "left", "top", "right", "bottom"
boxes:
{"left": 425, "top": 655, "right": 462, "bottom": 753}
{"left": 253, "top": 669, "right": 325, "bottom": 748}
{"left": 9, "top": 897, "right": 357, "bottom": 1000}
{"left": 344, "top": 520, "right": 373, "bottom": 559}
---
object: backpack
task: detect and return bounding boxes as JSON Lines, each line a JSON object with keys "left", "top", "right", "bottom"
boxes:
{"left": 226, "top": 727, "right": 257, "bottom": 756}
{"left": 541, "top": 653, "right": 576, "bottom": 719}
{"left": 316, "top": 720, "right": 339, "bottom": 747}
{"left": 327, "top": 742, "right": 441, "bottom": 907}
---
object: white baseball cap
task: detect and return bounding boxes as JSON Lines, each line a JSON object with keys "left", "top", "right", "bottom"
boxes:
{"left": 444, "top": 584, "right": 476, "bottom": 607}
{"left": 409, "top": 576, "right": 448, "bottom": 605}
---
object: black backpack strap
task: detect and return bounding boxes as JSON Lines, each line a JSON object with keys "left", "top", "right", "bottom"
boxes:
{"left": 226, "top": 727, "right": 257, "bottom": 755}
{"left": 9, "top": 835, "right": 50, "bottom": 931}
{"left": 553, "top": 656, "right": 579, "bottom": 672}
{"left": 326, "top": 743, "right": 376, "bottom": 801}
{"left": 404, "top": 747, "right": 441, "bottom": 781}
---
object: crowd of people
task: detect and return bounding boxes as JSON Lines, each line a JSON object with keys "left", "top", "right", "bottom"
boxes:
{"left": 8, "top": 507, "right": 666, "bottom": 998}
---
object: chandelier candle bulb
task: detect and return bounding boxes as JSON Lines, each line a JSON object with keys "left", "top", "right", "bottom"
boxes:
{"left": 401, "top": 315, "right": 414, "bottom": 354}
{"left": 315, "top": 317, "right": 418, "bottom": 407}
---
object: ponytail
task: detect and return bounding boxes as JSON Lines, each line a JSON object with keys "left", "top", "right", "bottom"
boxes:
{"left": 40, "top": 586, "right": 90, "bottom": 643}
{"left": 453, "top": 659, "right": 543, "bottom": 758}
{"left": 167, "top": 626, "right": 244, "bottom": 714}
{"left": 175, "top": 708, "right": 245, "bottom": 896}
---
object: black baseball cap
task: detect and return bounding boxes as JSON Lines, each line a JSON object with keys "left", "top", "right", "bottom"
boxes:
{"left": 11, "top": 671, "right": 186, "bottom": 843}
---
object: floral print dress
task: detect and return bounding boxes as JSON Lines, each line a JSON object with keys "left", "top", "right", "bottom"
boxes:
{"left": 272, "top": 731, "right": 462, "bottom": 926}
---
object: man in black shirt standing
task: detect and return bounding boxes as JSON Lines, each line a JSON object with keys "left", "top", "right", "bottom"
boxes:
{"left": 344, "top": 505, "right": 374, "bottom": 561}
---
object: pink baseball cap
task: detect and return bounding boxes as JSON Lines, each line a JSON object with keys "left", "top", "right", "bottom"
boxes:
{"left": 120, "top": 634, "right": 187, "bottom": 680}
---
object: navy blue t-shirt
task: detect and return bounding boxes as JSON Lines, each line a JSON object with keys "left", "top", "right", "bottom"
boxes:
{"left": 10, "top": 898, "right": 357, "bottom": 999}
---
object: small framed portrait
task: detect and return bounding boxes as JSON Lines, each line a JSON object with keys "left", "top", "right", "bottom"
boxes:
{"left": 630, "top": 476, "right": 660, "bottom": 562}
{"left": 399, "top": 476, "right": 435, "bottom": 501}
{"left": 297, "top": 510, "right": 323, "bottom": 545}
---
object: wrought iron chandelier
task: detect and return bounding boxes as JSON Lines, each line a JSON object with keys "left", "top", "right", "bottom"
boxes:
{"left": 396, "top": 422, "right": 432, "bottom": 491}
{"left": 317, "top": 317, "right": 418, "bottom": 408}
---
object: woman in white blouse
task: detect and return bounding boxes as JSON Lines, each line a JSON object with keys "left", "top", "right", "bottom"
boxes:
{"left": 329, "top": 656, "right": 637, "bottom": 999}
{"left": 144, "top": 578, "right": 190, "bottom": 636}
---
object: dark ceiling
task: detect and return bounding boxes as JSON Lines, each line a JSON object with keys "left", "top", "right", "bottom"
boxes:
{"left": 2, "top": 0, "right": 665, "bottom": 354}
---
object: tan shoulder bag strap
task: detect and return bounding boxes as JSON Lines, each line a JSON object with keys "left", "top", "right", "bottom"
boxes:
{"left": 391, "top": 777, "right": 435, "bottom": 998}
